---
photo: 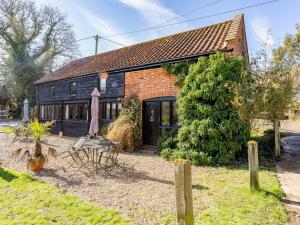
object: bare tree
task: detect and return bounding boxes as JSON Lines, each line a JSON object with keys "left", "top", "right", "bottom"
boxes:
{"left": 0, "top": 0, "right": 78, "bottom": 115}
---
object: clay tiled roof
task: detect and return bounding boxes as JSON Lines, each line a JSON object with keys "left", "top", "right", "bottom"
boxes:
{"left": 36, "top": 14, "right": 243, "bottom": 84}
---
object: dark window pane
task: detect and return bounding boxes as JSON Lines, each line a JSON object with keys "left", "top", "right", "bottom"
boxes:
{"left": 78, "top": 104, "right": 83, "bottom": 120}
{"left": 73, "top": 104, "right": 78, "bottom": 120}
{"left": 161, "top": 101, "right": 170, "bottom": 126}
{"left": 111, "top": 102, "right": 117, "bottom": 120}
{"left": 99, "top": 102, "right": 104, "bottom": 120}
{"left": 84, "top": 104, "right": 88, "bottom": 120}
{"left": 69, "top": 104, "right": 73, "bottom": 119}
{"left": 46, "top": 105, "right": 50, "bottom": 119}
{"left": 106, "top": 102, "right": 111, "bottom": 120}
{"left": 50, "top": 105, "right": 54, "bottom": 120}
{"left": 172, "top": 101, "right": 178, "bottom": 126}
{"left": 78, "top": 104, "right": 87, "bottom": 121}
{"left": 57, "top": 104, "right": 62, "bottom": 120}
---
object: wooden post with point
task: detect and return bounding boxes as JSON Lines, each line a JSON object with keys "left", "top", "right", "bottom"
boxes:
{"left": 174, "top": 160, "right": 194, "bottom": 225}
{"left": 248, "top": 141, "right": 259, "bottom": 192}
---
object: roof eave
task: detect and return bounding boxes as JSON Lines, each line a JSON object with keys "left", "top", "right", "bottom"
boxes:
{"left": 35, "top": 48, "right": 233, "bottom": 85}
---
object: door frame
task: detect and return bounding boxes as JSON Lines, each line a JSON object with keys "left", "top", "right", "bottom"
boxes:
{"left": 142, "top": 96, "right": 176, "bottom": 145}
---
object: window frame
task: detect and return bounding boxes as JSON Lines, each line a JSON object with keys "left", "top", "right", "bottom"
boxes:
{"left": 100, "top": 78, "right": 107, "bottom": 94}
{"left": 49, "top": 84, "right": 55, "bottom": 97}
{"left": 70, "top": 81, "right": 77, "bottom": 95}
{"left": 64, "top": 102, "right": 88, "bottom": 121}
{"left": 158, "top": 100, "right": 179, "bottom": 128}
{"left": 101, "top": 101, "right": 122, "bottom": 121}
{"left": 161, "top": 101, "right": 171, "bottom": 126}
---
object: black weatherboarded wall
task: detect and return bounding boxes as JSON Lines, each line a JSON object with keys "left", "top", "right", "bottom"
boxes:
{"left": 36, "top": 72, "right": 125, "bottom": 137}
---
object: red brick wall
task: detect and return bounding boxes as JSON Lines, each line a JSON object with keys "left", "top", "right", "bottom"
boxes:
{"left": 99, "top": 71, "right": 108, "bottom": 79}
{"left": 226, "top": 15, "right": 249, "bottom": 68}
{"left": 125, "top": 68, "right": 180, "bottom": 101}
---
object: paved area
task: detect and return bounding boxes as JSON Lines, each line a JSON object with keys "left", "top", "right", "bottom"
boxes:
{"left": 0, "top": 120, "right": 19, "bottom": 127}
{"left": 281, "top": 120, "right": 300, "bottom": 135}
{"left": 278, "top": 120, "right": 300, "bottom": 224}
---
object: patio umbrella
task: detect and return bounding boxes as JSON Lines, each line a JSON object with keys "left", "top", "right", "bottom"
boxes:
{"left": 89, "top": 88, "right": 100, "bottom": 136}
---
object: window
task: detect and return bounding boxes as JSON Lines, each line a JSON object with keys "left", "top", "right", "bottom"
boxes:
{"left": 64, "top": 103, "right": 88, "bottom": 121}
{"left": 161, "top": 101, "right": 170, "bottom": 126}
{"left": 101, "top": 101, "right": 122, "bottom": 121}
{"left": 117, "top": 102, "right": 122, "bottom": 115}
{"left": 39, "top": 104, "right": 62, "bottom": 120}
{"left": 100, "top": 79, "right": 106, "bottom": 94}
{"left": 64, "top": 104, "right": 69, "bottom": 120}
{"left": 172, "top": 101, "right": 178, "bottom": 126}
{"left": 54, "top": 104, "right": 61, "bottom": 120}
{"left": 111, "top": 102, "right": 117, "bottom": 120}
{"left": 105, "top": 102, "right": 111, "bottom": 120}
{"left": 40, "top": 105, "right": 45, "bottom": 119}
{"left": 70, "top": 81, "right": 77, "bottom": 95}
{"left": 49, "top": 85, "right": 55, "bottom": 96}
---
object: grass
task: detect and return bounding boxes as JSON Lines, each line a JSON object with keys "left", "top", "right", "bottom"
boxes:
{"left": 193, "top": 164, "right": 288, "bottom": 225}
{"left": 0, "top": 166, "right": 133, "bottom": 225}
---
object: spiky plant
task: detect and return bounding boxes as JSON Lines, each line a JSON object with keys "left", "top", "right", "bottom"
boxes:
{"left": 3, "top": 119, "right": 57, "bottom": 169}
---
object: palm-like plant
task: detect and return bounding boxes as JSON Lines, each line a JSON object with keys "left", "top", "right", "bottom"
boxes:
{"left": 2, "top": 119, "right": 57, "bottom": 170}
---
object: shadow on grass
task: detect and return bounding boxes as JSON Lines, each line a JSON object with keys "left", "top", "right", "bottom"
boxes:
{"left": 254, "top": 188, "right": 285, "bottom": 202}
{"left": 281, "top": 199, "right": 300, "bottom": 207}
{"left": 0, "top": 167, "right": 17, "bottom": 182}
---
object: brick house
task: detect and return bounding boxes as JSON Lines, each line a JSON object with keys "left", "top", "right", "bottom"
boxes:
{"left": 35, "top": 14, "right": 249, "bottom": 145}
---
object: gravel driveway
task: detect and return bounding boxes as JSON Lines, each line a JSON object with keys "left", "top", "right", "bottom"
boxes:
{"left": 0, "top": 133, "right": 202, "bottom": 225}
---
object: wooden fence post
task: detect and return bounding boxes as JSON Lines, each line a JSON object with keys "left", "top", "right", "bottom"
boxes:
{"left": 174, "top": 160, "right": 194, "bottom": 225}
{"left": 248, "top": 141, "right": 259, "bottom": 192}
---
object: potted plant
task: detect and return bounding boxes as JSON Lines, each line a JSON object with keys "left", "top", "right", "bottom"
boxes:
{"left": 5, "top": 119, "right": 57, "bottom": 171}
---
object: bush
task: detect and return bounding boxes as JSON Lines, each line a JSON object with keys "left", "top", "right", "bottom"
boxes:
{"left": 158, "top": 129, "right": 178, "bottom": 152}
{"left": 160, "top": 148, "right": 174, "bottom": 160}
{"left": 106, "top": 94, "right": 142, "bottom": 152}
{"left": 160, "top": 148, "right": 213, "bottom": 166}
{"left": 177, "top": 52, "right": 250, "bottom": 165}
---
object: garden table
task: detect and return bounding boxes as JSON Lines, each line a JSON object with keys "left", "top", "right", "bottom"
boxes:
{"left": 61, "top": 136, "right": 123, "bottom": 175}
{"left": 82, "top": 138, "right": 115, "bottom": 172}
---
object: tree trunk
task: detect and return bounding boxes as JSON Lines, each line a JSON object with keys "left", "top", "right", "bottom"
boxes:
{"left": 274, "top": 120, "right": 281, "bottom": 158}
{"left": 34, "top": 141, "right": 42, "bottom": 158}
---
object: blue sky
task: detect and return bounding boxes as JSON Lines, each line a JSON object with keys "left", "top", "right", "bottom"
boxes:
{"left": 34, "top": 0, "right": 300, "bottom": 58}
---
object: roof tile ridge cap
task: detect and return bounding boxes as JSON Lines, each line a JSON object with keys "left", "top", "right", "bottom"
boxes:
{"left": 224, "top": 13, "right": 244, "bottom": 42}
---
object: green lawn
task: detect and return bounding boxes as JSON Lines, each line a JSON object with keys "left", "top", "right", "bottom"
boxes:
{"left": 0, "top": 164, "right": 288, "bottom": 225}
{"left": 0, "top": 166, "right": 133, "bottom": 225}
{"left": 193, "top": 164, "right": 288, "bottom": 225}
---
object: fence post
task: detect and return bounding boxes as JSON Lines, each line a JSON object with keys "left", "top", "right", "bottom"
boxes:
{"left": 174, "top": 160, "right": 194, "bottom": 225}
{"left": 248, "top": 141, "right": 259, "bottom": 192}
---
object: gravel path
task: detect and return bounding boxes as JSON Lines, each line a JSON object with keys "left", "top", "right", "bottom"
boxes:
{"left": 0, "top": 134, "right": 202, "bottom": 225}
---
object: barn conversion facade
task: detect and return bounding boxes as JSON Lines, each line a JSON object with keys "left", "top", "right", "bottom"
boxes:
{"left": 35, "top": 14, "right": 249, "bottom": 145}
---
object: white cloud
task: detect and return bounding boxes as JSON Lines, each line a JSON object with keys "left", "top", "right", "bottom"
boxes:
{"left": 76, "top": 5, "right": 136, "bottom": 47}
{"left": 118, "top": 0, "right": 178, "bottom": 25}
{"left": 250, "top": 17, "right": 275, "bottom": 47}
{"left": 118, "top": 0, "right": 190, "bottom": 36}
